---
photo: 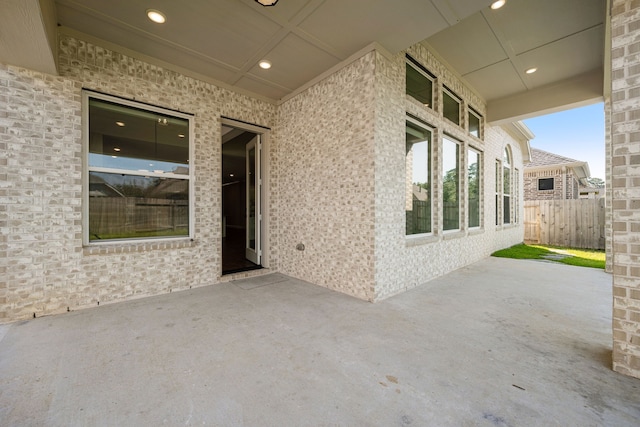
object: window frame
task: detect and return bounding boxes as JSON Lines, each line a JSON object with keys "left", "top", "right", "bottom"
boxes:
{"left": 405, "top": 55, "right": 435, "bottom": 110}
{"left": 467, "top": 147, "right": 482, "bottom": 229}
{"left": 513, "top": 167, "right": 520, "bottom": 224}
{"left": 503, "top": 146, "right": 512, "bottom": 225}
{"left": 495, "top": 159, "right": 502, "bottom": 226}
{"left": 538, "top": 177, "right": 555, "bottom": 190}
{"left": 442, "top": 135, "right": 461, "bottom": 232}
{"left": 468, "top": 107, "right": 482, "bottom": 139}
{"left": 442, "top": 86, "right": 461, "bottom": 126}
{"left": 82, "top": 90, "right": 195, "bottom": 245}
{"left": 405, "top": 115, "right": 434, "bottom": 237}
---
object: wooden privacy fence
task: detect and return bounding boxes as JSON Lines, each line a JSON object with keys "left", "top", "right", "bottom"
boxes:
{"left": 524, "top": 199, "right": 605, "bottom": 250}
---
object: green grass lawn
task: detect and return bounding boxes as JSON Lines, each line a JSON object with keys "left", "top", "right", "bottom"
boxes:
{"left": 492, "top": 243, "right": 605, "bottom": 269}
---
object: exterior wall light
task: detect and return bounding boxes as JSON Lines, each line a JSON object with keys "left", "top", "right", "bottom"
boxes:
{"left": 255, "top": 0, "right": 279, "bottom": 6}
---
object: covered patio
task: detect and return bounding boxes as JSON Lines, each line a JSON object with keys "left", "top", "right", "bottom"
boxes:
{"left": 1, "top": 258, "right": 638, "bottom": 426}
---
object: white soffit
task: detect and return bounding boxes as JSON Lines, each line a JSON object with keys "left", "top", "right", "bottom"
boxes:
{"left": 0, "top": 0, "right": 58, "bottom": 75}
{"left": 426, "top": 12, "right": 508, "bottom": 76}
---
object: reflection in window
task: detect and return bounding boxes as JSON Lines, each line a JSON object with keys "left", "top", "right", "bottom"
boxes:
{"left": 503, "top": 147, "right": 512, "bottom": 224}
{"left": 443, "top": 87, "right": 460, "bottom": 125}
{"left": 406, "top": 56, "right": 434, "bottom": 108}
{"left": 495, "top": 160, "right": 501, "bottom": 226}
{"left": 89, "top": 172, "right": 188, "bottom": 240}
{"left": 514, "top": 168, "right": 520, "bottom": 224}
{"left": 443, "top": 137, "right": 460, "bottom": 231}
{"left": 406, "top": 120, "right": 432, "bottom": 235}
{"left": 469, "top": 109, "right": 481, "bottom": 138}
{"left": 468, "top": 149, "right": 481, "bottom": 228}
{"left": 85, "top": 93, "right": 192, "bottom": 242}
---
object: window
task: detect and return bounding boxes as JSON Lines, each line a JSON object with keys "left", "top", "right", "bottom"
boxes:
{"left": 405, "top": 119, "right": 433, "bottom": 235}
{"left": 406, "top": 56, "right": 434, "bottom": 108}
{"left": 514, "top": 168, "right": 520, "bottom": 224}
{"left": 468, "top": 149, "right": 481, "bottom": 228}
{"left": 468, "top": 109, "right": 481, "bottom": 138}
{"left": 538, "top": 177, "right": 554, "bottom": 190}
{"left": 84, "top": 92, "right": 192, "bottom": 243}
{"left": 443, "top": 87, "right": 461, "bottom": 125}
{"left": 443, "top": 137, "right": 460, "bottom": 231}
{"left": 503, "top": 147, "right": 512, "bottom": 224}
{"left": 495, "top": 160, "right": 501, "bottom": 226}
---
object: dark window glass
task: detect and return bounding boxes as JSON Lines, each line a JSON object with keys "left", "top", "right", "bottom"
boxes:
{"left": 469, "top": 110, "right": 481, "bottom": 138}
{"left": 443, "top": 89, "right": 460, "bottom": 125}
{"left": 406, "top": 62, "right": 433, "bottom": 108}
{"left": 89, "top": 98, "right": 189, "bottom": 174}
{"left": 538, "top": 178, "right": 554, "bottom": 190}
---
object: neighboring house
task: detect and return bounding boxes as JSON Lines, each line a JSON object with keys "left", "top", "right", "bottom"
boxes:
{"left": 579, "top": 186, "right": 605, "bottom": 199}
{"left": 524, "top": 148, "right": 590, "bottom": 200}
{"left": 1, "top": 0, "right": 639, "bottom": 379}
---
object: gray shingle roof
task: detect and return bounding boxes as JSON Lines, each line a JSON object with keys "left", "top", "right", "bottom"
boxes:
{"left": 527, "top": 148, "right": 582, "bottom": 168}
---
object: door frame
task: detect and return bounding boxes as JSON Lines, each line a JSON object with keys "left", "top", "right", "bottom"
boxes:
{"left": 245, "top": 136, "right": 260, "bottom": 264}
{"left": 220, "top": 117, "right": 271, "bottom": 274}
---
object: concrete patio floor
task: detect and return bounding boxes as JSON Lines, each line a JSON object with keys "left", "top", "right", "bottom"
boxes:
{"left": 0, "top": 257, "right": 638, "bottom": 426}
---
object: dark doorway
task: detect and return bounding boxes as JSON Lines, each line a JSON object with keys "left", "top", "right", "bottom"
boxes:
{"left": 221, "top": 124, "right": 262, "bottom": 274}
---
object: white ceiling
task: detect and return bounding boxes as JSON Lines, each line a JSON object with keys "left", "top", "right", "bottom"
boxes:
{"left": 426, "top": 0, "right": 606, "bottom": 112}
{"left": 0, "top": 0, "right": 607, "bottom": 122}
{"left": 53, "top": 0, "right": 494, "bottom": 101}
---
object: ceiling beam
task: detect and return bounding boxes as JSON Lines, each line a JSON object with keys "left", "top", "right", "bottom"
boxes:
{"left": 0, "top": 0, "right": 58, "bottom": 75}
{"left": 487, "top": 68, "right": 604, "bottom": 124}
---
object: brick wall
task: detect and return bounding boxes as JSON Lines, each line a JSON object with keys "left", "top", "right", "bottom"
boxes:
{"left": 1, "top": 33, "right": 275, "bottom": 322}
{"left": 523, "top": 168, "right": 579, "bottom": 201}
{"left": 276, "top": 54, "right": 377, "bottom": 301}
{"left": 2, "top": 30, "right": 530, "bottom": 322}
{"left": 611, "top": 0, "right": 640, "bottom": 379}
{"left": 372, "top": 44, "right": 526, "bottom": 300}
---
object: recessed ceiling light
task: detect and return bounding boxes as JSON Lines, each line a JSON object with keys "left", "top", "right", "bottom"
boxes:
{"left": 115, "top": 121, "right": 125, "bottom": 127}
{"left": 491, "top": 0, "right": 506, "bottom": 10}
{"left": 525, "top": 67, "right": 538, "bottom": 74}
{"left": 230, "top": 173, "right": 235, "bottom": 177}
{"left": 178, "top": 133, "right": 185, "bottom": 138}
{"left": 255, "top": 0, "right": 279, "bottom": 6}
{"left": 147, "top": 9, "right": 166, "bottom": 24}
{"left": 259, "top": 60, "right": 272, "bottom": 70}
{"left": 113, "top": 147, "right": 121, "bottom": 152}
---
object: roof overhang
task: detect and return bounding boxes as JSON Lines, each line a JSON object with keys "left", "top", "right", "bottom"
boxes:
{"left": 0, "top": 0, "right": 58, "bottom": 75}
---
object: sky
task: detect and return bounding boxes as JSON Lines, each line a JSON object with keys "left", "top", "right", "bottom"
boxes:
{"left": 522, "top": 103, "right": 605, "bottom": 179}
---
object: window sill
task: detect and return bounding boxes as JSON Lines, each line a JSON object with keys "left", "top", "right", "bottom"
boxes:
{"left": 83, "top": 237, "right": 196, "bottom": 255}
{"left": 468, "top": 227, "right": 484, "bottom": 236}
{"left": 442, "top": 230, "right": 465, "bottom": 240}
{"left": 405, "top": 233, "right": 439, "bottom": 247}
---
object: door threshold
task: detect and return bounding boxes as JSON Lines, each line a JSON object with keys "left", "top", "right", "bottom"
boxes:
{"left": 222, "top": 265, "right": 263, "bottom": 275}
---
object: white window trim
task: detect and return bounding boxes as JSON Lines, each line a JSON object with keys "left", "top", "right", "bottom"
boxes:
{"left": 442, "top": 135, "right": 461, "bottom": 233}
{"left": 406, "top": 56, "right": 435, "bottom": 110}
{"left": 442, "top": 86, "right": 461, "bottom": 126}
{"left": 467, "top": 147, "right": 482, "bottom": 230}
{"left": 82, "top": 90, "right": 195, "bottom": 246}
{"left": 405, "top": 115, "right": 435, "bottom": 238}
{"left": 468, "top": 108, "right": 483, "bottom": 140}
